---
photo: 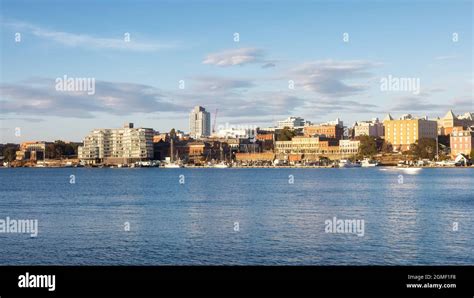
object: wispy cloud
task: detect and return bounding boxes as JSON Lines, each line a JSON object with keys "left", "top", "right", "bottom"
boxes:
{"left": 0, "top": 79, "right": 186, "bottom": 118}
{"left": 390, "top": 96, "right": 472, "bottom": 113}
{"left": 286, "top": 60, "right": 380, "bottom": 97}
{"left": 190, "top": 76, "right": 255, "bottom": 92}
{"left": 4, "top": 20, "right": 175, "bottom": 51}
{"left": 434, "top": 55, "right": 457, "bottom": 61}
{"left": 203, "top": 48, "right": 275, "bottom": 67}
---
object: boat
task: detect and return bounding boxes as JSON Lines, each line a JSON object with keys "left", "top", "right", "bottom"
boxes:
{"left": 163, "top": 138, "right": 183, "bottom": 168}
{"left": 361, "top": 158, "right": 378, "bottom": 167}
{"left": 338, "top": 159, "right": 354, "bottom": 168}
{"left": 164, "top": 163, "right": 183, "bottom": 168}
{"left": 213, "top": 162, "right": 229, "bottom": 168}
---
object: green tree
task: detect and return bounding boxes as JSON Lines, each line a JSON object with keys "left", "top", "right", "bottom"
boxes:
{"left": 357, "top": 135, "right": 377, "bottom": 157}
{"left": 170, "top": 128, "right": 176, "bottom": 140}
{"left": 381, "top": 140, "right": 393, "bottom": 153}
{"left": 470, "top": 149, "right": 474, "bottom": 161}
{"left": 276, "top": 127, "right": 296, "bottom": 141}
{"left": 410, "top": 138, "right": 437, "bottom": 160}
{"left": 2, "top": 144, "right": 19, "bottom": 162}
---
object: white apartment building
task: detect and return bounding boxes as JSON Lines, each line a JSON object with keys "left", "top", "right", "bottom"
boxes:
{"left": 277, "top": 117, "right": 310, "bottom": 129}
{"left": 215, "top": 127, "right": 256, "bottom": 139}
{"left": 339, "top": 139, "right": 361, "bottom": 155}
{"left": 189, "top": 106, "right": 211, "bottom": 139}
{"left": 78, "top": 123, "right": 154, "bottom": 165}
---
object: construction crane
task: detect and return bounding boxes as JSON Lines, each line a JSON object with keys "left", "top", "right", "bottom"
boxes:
{"left": 212, "top": 108, "right": 218, "bottom": 134}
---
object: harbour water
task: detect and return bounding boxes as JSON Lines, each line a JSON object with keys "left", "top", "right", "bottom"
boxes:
{"left": 0, "top": 168, "right": 472, "bottom": 265}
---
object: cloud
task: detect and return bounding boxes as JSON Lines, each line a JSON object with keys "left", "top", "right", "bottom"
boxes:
{"left": 0, "top": 79, "right": 186, "bottom": 118}
{"left": 261, "top": 62, "right": 276, "bottom": 69}
{"left": 191, "top": 77, "right": 255, "bottom": 92}
{"left": 434, "top": 55, "right": 457, "bottom": 61}
{"left": 219, "top": 94, "right": 306, "bottom": 118}
{"left": 202, "top": 48, "right": 273, "bottom": 67}
{"left": 4, "top": 20, "right": 175, "bottom": 51}
{"left": 288, "top": 60, "right": 380, "bottom": 97}
{"left": 0, "top": 117, "right": 44, "bottom": 123}
{"left": 391, "top": 96, "right": 472, "bottom": 113}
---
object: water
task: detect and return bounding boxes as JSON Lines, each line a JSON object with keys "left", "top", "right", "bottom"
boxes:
{"left": 0, "top": 168, "right": 472, "bottom": 265}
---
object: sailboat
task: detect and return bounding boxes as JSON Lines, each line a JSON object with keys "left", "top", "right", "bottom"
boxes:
{"left": 164, "top": 138, "right": 183, "bottom": 168}
{"left": 213, "top": 143, "right": 229, "bottom": 168}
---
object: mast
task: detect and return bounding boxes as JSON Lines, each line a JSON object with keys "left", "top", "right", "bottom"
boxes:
{"left": 170, "top": 138, "right": 174, "bottom": 163}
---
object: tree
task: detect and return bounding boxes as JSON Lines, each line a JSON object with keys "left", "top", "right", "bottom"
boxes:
{"left": 170, "top": 128, "right": 177, "bottom": 140}
{"left": 470, "top": 149, "right": 474, "bottom": 161}
{"left": 276, "top": 127, "right": 296, "bottom": 141}
{"left": 45, "top": 140, "right": 79, "bottom": 159}
{"left": 2, "top": 144, "right": 19, "bottom": 162}
{"left": 381, "top": 140, "right": 393, "bottom": 153}
{"left": 410, "top": 138, "right": 437, "bottom": 160}
{"left": 357, "top": 135, "right": 377, "bottom": 157}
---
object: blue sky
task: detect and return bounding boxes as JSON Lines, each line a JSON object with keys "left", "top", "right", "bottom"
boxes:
{"left": 0, "top": 0, "right": 472, "bottom": 143}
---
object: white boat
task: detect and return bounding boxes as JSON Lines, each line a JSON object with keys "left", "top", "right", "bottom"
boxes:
{"left": 213, "top": 162, "right": 229, "bottom": 168}
{"left": 361, "top": 158, "right": 378, "bottom": 167}
{"left": 338, "top": 159, "right": 354, "bottom": 168}
{"left": 164, "top": 163, "right": 183, "bottom": 168}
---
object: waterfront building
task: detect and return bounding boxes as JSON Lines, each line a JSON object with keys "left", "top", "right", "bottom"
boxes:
{"left": 339, "top": 140, "right": 361, "bottom": 156}
{"left": 450, "top": 126, "right": 474, "bottom": 158}
{"left": 15, "top": 142, "right": 46, "bottom": 161}
{"left": 383, "top": 114, "right": 437, "bottom": 151}
{"left": 275, "top": 136, "right": 350, "bottom": 160}
{"left": 189, "top": 106, "right": 211, "bottom": 139}
{"left": 235, "top": 152, "right": 275, "bottom": 162}
{"left": 78, "top": 122, "right": 154, "bottom": 165}
{"left": 353, "top": 118, "right": 384, "bottom": 138}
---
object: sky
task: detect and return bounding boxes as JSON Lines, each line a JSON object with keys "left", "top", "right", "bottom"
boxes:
{"left": 0, "top": 0, "right": 473, "bottom": 143}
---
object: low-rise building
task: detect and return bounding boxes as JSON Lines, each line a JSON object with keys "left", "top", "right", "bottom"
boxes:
{"left": 353, "top": 118, "right": 384, "bottom": 138}
{"left": 16, "top": 141, "right": 46, "bottom": 161}
{"left": 303, "top": 123, "right": 344, "bottom": 139}
{"left": 256, "top": 133, "right": 274, "bottom": 151}
{"left": 275, "top": 136, "right": 355, "bottom": 160}
{"left": 339, "top": 140, "right": 361, "bottom": 156}
{"left": 450, "top": 126, "right": 474, "bottom": 158}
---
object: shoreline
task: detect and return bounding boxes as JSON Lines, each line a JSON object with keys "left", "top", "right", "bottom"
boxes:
{"left": 1, "top": 165, "right": 473, "bottom": 169}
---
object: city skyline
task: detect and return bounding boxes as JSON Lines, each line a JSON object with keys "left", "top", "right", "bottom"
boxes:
{"left": 1, "top": 0, "right": 473, "bottom": 143}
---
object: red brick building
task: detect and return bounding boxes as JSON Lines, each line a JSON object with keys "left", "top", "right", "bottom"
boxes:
{"left": 450, "top": 126, "right": 474, "bottom": 158}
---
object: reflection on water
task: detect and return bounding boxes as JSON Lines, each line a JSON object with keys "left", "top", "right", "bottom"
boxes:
{"left": 0, "top": 168, "right": 472, "bottom": 265}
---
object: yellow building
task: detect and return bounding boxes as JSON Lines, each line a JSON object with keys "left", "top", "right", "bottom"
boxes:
{"left": 383, "top": 114, "right": 437, "bottom": 151}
